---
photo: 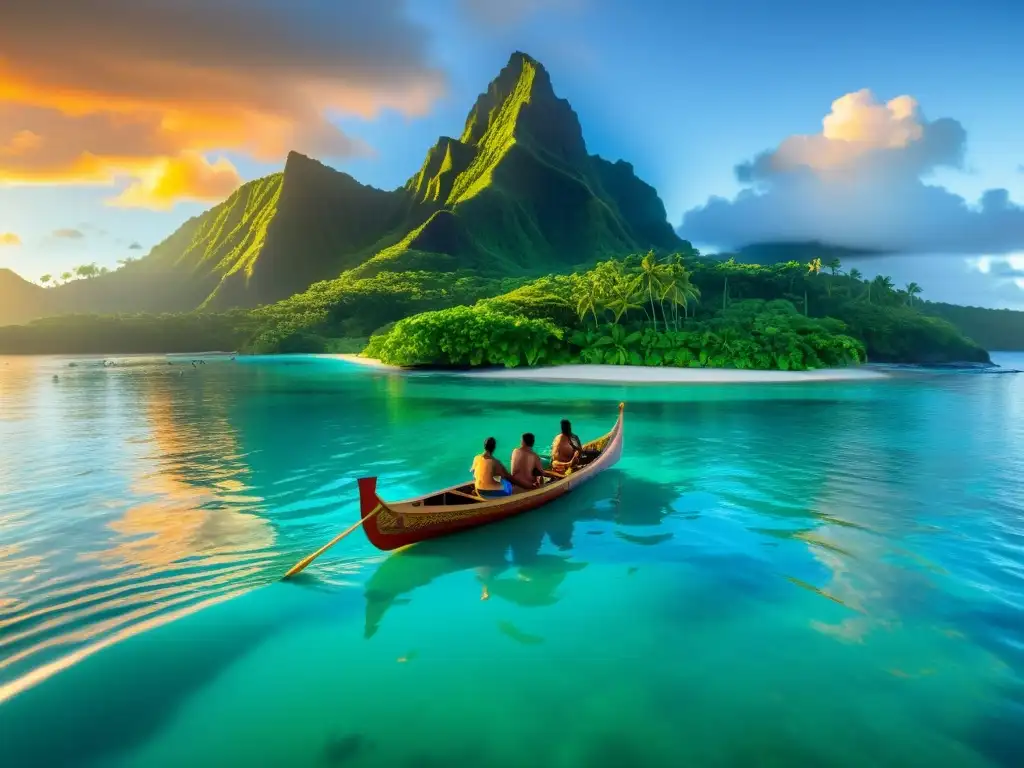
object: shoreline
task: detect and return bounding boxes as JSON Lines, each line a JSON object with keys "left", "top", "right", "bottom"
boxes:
{"left": 329, "top": 354, "right": 402, "bottom": 371}
{"left": 332, "top": 356, "right": 890, "bottom": 384}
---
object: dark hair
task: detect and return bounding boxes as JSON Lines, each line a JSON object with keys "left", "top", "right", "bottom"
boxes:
{"left": 560, "top": 419, "right": 572, "bottom": 436}
{"left": 522, "top": 432, "right": 535, "bottom": 447}
{"left": 484, "top": 437, "right": 497, "bottom": 453}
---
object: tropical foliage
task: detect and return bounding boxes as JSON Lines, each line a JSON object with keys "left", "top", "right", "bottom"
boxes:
{"left": 925, "top": 302, "right": 1024, "bottom": 353}
{"left": 365, "top": 306, "right": 569, "bottom": 368}
{"left": 0, "top": 247, "right": 997, "bottom": 365}
{"left": 0, "top": 311, "right": 257, "bottom": 355}
{"left": 369, "top": 251, "right": 878, "bottom": 370}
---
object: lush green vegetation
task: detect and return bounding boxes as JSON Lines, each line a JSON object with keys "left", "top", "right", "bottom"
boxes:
{"left": 366, "top": 251, "right": 989, "bottom": 370}
{"left": 1, "top": 53, "right": 680, "bottom": 329}
{"left": 0, "top": 312, "right": 257, "bottom": 355}
{"left": 0, "top": 247, "right": 1005, "bottom": 366}
{"left": 0, "top": 271, "right": 524, "bottom": 355}
{"left": 925, "top": 302, "right": 1024, "bottom": 352}
{"left": 1, "top": 52, "right": 1018, "bottom": 363}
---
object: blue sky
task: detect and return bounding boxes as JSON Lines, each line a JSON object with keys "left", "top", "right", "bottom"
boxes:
{"left": 2, "top": 0, "right": 1023, "bottom": 305}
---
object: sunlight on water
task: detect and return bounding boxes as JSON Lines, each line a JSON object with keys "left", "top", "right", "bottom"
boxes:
{"left": 1, "top": 353, "right": 1023, "bottom": 767}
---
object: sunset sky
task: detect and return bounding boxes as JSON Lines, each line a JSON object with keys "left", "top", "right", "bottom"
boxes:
{"left": 2, "top": 0, "right": 1023, "bottom": 307}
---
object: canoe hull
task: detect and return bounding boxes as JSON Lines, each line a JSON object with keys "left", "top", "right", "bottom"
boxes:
{"left": 358, "top": 404, "right": 625, "bottom": 551}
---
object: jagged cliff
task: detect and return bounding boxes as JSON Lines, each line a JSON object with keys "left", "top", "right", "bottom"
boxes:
{"left": 1, "top": 52, "right": 681, "bottom": 325}
{"left": 381, "top": 52, "right": 680, "bottom": 275}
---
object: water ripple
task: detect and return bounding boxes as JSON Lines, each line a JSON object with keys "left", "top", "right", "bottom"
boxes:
{"left": 2, "top": 352, "right": 1024, "bottom": 767}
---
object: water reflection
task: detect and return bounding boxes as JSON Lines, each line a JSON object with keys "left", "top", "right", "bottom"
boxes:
{"left": 93, "top": 382, "right": 272, "bottom": 570}
{"left": 2, "top": 353, "right": 1023, "bottom": 767}
{"left": 362, "top": 472, "right": 682, "bottom": 637}
{"left": 0, "top": 357, "right": 280, "bottom": 698}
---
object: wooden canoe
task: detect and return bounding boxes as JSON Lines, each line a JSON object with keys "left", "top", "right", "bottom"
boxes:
{"left": 357, "top": 402, "right": 625, "bottom": 551}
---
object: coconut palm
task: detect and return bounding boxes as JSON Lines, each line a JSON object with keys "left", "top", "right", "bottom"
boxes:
{"left": 660, "top": 264, "right": 700, "bottom": 329}
{"left": 872, "top": 275, "right": 894, "bottom": 303}
{"left": 639, "top": 250, "right": 665, "bottom": 331}
{"left": 847, "top": 268, "right": 863, "bottom": 299}
{"left": 807, "top": 258, "right": 822, "bottom": 275}
{"left": 575, "top": 279, "right": 602, "bottom": 326}
{"left": 60, "top": 271, "right": 72, "bottom": 284}
{"left": 40, "top": 274, "right": 51, "bottom": 286}
{"left": 826, "top": 258, "right": 842, "bottom": 276}
{"left": 905, "top": 282, "right": 923, "bottom": 306}
{"left": 605, "top": 275, "right": 644, "bottom": 323}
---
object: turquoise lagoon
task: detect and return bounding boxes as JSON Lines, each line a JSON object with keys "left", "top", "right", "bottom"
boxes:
{"left": 1, "top": 354, "right": 1022, "bottom": 767}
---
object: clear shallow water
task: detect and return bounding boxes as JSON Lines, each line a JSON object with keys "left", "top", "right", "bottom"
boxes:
{"left": 1, "top": 353, "right": 1023, "bottom": 767}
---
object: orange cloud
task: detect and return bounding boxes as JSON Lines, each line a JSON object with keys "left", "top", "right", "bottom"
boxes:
{"left": 769, "top": 90, "right": 928, "bottom": 174}
{"left": 0, "top": 130, "right": 42, "bottom": 156}
{"left": 111, "top": 153, "right": 242, "bottom": 210}
{"left": 52, "top": 228, "right": 84, "bottom": 239}
{"left": 0, "top": 1, "right": 446, "bottom": 209}
{"left": 0, "top": 233, "right": 21, "bottom": 246}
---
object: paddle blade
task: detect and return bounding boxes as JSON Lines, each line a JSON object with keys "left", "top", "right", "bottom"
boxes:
{"left": 281, "top": 505, "right": 380, "bottom": 580}
{"left": 283, "top": 554, "right": 318, "bottom": 580}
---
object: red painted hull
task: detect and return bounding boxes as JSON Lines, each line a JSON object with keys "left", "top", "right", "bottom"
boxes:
{"left": 358, "top": 404, "right": 625, "bottom": 551}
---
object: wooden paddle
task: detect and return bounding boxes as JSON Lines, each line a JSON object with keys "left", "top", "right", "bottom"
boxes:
{"left": 282, "top": 505, "right": 382, "bottom": 580}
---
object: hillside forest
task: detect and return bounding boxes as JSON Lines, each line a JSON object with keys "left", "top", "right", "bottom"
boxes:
{"left": 0, "top": 250, "right": 994, "bottom": 370}
{"left": 0, "top": 53, "right": 1019, "bottom": 365}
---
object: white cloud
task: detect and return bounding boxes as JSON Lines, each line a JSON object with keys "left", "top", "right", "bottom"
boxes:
{"left": 681, "top": 89, "right": 1024, "bottom": 256}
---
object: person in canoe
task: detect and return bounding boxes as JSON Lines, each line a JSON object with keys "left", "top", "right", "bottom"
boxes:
{"left": 472, "top": 437, "right": 532, "bottom": 497}
{"left": 511, "top": 433, "right": 547, "bottom": 489}
{"left": 551, "top": 419, "right": 584, "bottom": 472}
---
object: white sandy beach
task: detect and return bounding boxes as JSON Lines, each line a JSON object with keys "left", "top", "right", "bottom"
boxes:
{"left": 329, "top": 354, "right": 402, "bottom": 371}
{"left": 333, "top": 355, "right": 889, "bottom": 383}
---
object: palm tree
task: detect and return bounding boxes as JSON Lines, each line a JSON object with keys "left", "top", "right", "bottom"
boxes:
{"left": 660, "top": 265, "right": 700, "bottom": 329}
{"left": 60, "top": 271, "right": 72, "bottom": 284}
{"left": 863, "top": 274, "right": 893, "bottom": 305}
{"left": 847, "top": 268, "right": 863, "bottom": 299}
{"left": 639, "top": 250, "right": 665, "bottom": 331}
{"left": 807, "top": 258, "right": 822, "bottom": 275}
{"left": 905, "top": 282, "right": 923, "bottom": 306}
{"left": 826, "top": 258, "right": 842, "bottom": 276}
{"left": 873, "top": 275, "right": 894, "bottom": 304}
{"left": 575, "top": 279, "right": 602, "bottom": 327}
{"left": 605, "top": 275, "right": 644, "bottom": 323}
{"left": 40, "top": 274, "right": 51, "bottom": 286}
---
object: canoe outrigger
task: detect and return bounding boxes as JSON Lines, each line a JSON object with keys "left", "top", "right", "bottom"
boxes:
{"left": 283, "top": 403, "right": 624, "bottom": 577}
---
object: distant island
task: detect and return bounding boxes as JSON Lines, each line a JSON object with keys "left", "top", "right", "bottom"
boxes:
{"left": 0, "top": 52, "right": 1020, "bottom": 366}
{"left": 363, "top": 252, "right": 987, "bottom": 370}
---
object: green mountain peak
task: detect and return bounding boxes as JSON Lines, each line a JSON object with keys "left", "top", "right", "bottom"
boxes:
{"left": 1, "top": 52, "right": 683, "bottom": 327}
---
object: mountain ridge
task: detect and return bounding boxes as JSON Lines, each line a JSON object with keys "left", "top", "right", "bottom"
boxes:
{"left": 1, "top": 51, "right": 682, "bottom": 326}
